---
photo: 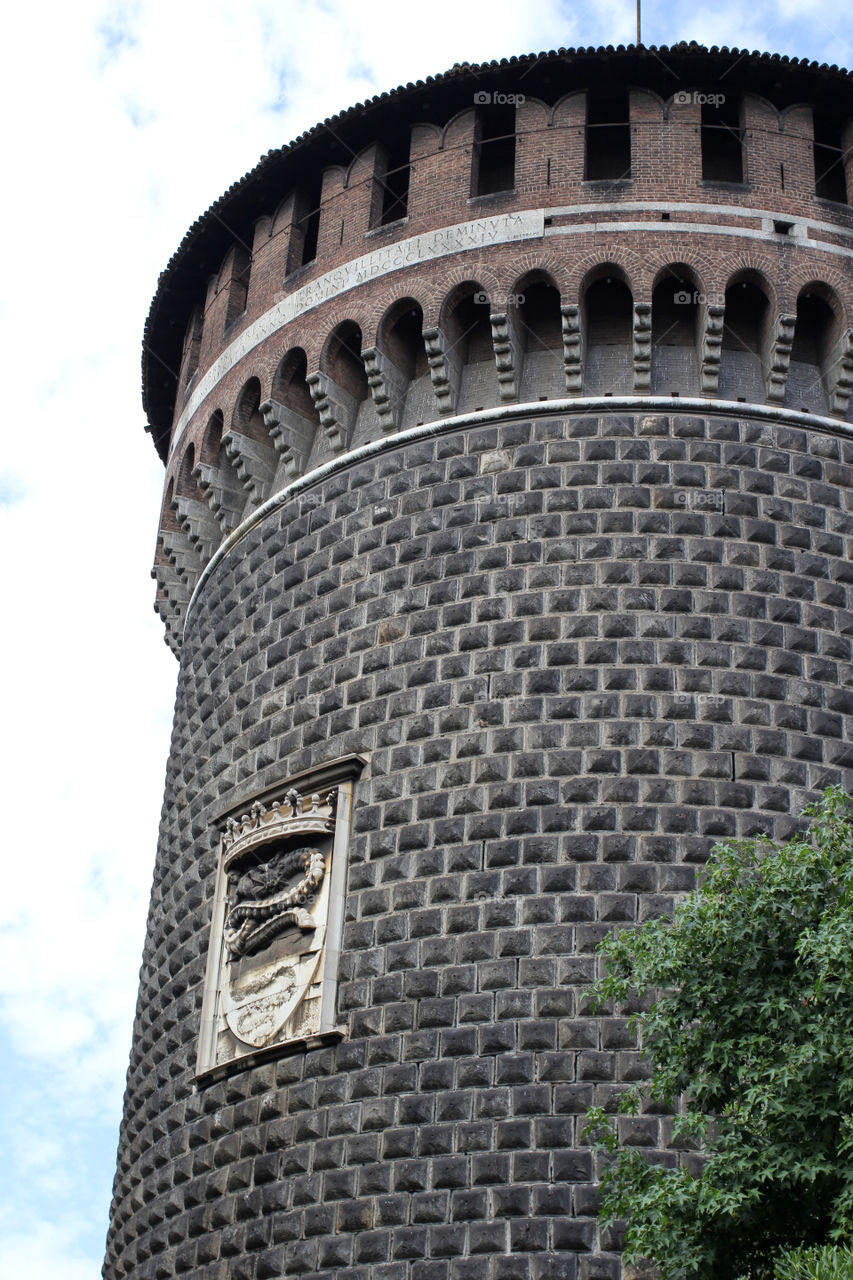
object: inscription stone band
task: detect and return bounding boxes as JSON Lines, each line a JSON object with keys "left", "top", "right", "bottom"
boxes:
{"left": 169, "top": 200, "right": 853, "bottom": 457}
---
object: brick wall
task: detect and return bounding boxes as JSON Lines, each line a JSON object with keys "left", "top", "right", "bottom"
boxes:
{"left": 181, "top": 86, "right": 853, "bottom": 408}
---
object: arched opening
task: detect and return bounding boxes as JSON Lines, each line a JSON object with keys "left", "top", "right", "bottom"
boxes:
{"left": 518, "top": 280, "right": 562, "bottom": 352}
{"left": 169, "top": 442, "right": 221, "bottom": 560}
{"left": 583, "top": 273, "right": 633, "bottom": 394}
{"left": 326, "top": 322, "right": 369, "bottom": 404}
{"left": 273, "top": 348, "right": 317, "bottom": 423}
{"left": 719, "top": 278, "right": 770, "bottom": 401}
{"left": 156, "top": 478, "right": 185, "bottom": 593}
{"left": 160, "top": 477, "right": 180, "bottom": 536}
{"left": 265, "top": 349, "right": 320, "bottom": 476}
{"left": 225, "top": 378, "right": 281, "bottom": 505}
{"left": 786, "top": 287, "right": 839, "bottom": 413}
{"left": 197, "top": 410, "right": 244, "bottom": 532}
{"left": 377, "top": 300, "right": 429, "bottom": 428}
{"left": 516, "top": 277, "right": 564, "bottom": 400}
{"left": 651, "top": 268, "right": 700, "bottom": 393}
{"left": 320, "top": 321, "right": 378, "bottom": 448}
{"left": 443, "top": 285, "right": 494, "bottom": 363}
{"left": 177, "top": 444, "right": 197, "bottom": 495}
{"left": 232, "top": 377, "right": 269, "bottom": 441}
{"left": 379, "top": 300, "right": 427, "bottom": 381}
{"left": 199, "top": 411, "right": 225, "bottom": 464}
{"left": 441, "top": 283, "right": 496, "bottom": 412}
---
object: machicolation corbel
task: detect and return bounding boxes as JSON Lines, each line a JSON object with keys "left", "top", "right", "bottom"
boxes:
{"left": 361, "top": 348, "right": 410, "bottom": 432}
{"left": 633, "top": 302, "right": 652, "bottom": 391}
{"left": 222, "top": 430, "right": 279, "bottom": 505}
{"left": 766, "top": 313, "right": 796, "bottom": 403}
{"left": 306, "top": 371, "right": 359, "bottom": 453}
{"left": 490, "top": 311, "right": 521, "bottom": 403}
{"left": 561, "top": 304, "right": 583, "bottom": 394}
{"left": 260, "top": 398, "right": 315, "bottom": 478}
{"left": 423, "top": 325, "right": 462, "bottom": 416}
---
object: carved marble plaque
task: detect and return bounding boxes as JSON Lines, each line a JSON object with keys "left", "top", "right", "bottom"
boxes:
{"left": 197, "top": 780, "right": 353, "bottom": 1075}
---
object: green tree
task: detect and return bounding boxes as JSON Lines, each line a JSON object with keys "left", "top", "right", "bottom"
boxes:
{"left": 584, "top": 786, "right": 853, "bottom": 1280}
{"left": 774, "top": 1245, "right": 853, "bottom": 1280}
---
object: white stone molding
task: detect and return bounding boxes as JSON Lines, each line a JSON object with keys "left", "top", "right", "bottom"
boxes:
{"left": 196, "top": 765, "right": 362, "bottom": 1078}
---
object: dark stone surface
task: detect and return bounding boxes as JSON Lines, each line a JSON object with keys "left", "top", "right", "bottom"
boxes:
{"left": 105, "top": 410, "right": 853, "bottom": 1278}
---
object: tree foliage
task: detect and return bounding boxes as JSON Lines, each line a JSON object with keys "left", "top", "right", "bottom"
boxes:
{"left": 584, "top": 787, "right": 853, "bottom": 1279}
{"left": 773, "top": 1245, "right": 853, "bottom": 1280}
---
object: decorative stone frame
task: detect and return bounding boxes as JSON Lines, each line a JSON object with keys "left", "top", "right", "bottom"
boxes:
{"left": 196, "top": 755, "right": 365, "bottom": 1080}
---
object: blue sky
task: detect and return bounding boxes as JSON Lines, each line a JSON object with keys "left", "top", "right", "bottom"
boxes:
{"left": 1, "top": 0, "right": 850, "bottom": 1275}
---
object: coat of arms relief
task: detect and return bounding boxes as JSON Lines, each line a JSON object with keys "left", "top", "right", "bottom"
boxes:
{"left": 197, "top": 775, "right": 355, "bottom": 1076}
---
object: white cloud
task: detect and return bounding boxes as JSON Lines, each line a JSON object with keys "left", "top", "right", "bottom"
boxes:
{"left": 0, "top": 1, "right": 848, "bottom": 1276}
{"left": 0, "top": 1218, "right": 103, "bottom": 1280}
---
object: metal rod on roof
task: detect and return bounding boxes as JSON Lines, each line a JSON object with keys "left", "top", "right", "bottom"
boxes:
{"left": 637, "top": 0, "right": 641, "bottom": 45}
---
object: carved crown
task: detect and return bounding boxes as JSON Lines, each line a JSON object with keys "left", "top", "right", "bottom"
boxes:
{"left": 221, "top": 787, "right": 338, "bottom": 872}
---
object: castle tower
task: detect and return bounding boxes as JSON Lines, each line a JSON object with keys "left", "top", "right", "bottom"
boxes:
{"left": 105, "top": 43, "right": 853, "bottom": 1280}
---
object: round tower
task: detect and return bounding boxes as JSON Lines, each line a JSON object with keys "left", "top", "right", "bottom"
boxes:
{"left": 106, "top": 42, "right": 853, "bottom": 1280}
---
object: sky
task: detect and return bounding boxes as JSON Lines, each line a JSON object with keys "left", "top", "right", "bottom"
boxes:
{"left": 0, "top": 0, "right": 850, "bottom": 1275}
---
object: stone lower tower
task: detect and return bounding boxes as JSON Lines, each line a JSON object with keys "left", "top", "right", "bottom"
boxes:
{"left": 105, "top": 42, "right": 853, "bottom": 1280}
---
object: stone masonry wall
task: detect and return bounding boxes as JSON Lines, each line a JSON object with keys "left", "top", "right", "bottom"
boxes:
{"left": 105, "top": 406, "right": 853, "bottom": 1280}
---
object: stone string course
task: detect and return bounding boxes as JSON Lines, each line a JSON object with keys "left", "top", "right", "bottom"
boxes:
{"left": 105, "top": 409, "right": 853, "bottom": 1280}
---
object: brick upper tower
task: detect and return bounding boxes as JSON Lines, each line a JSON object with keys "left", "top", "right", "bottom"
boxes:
{"left": 106, "top": 42, "right": 853, "bottom": 1280}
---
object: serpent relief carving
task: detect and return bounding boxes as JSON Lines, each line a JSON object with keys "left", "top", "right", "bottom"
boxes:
{"left": 224, "top": 843, "right": 326, "bottom": 958}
